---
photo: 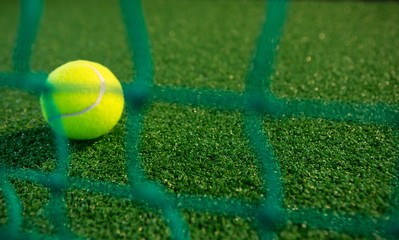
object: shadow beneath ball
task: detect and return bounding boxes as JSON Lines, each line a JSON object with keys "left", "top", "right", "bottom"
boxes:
{"left": 0, "top": 126, "right": 56, "bottom": 171}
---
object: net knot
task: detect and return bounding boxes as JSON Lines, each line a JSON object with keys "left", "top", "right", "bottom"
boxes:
{"left": 48, "top": 174, "right": 68, "bottom": 194}
{"left": 385, "top": 217, "right": 399, "bottom": 238}
{"left": 125, "top": 82, "right": 151, "bottom": 110}
{"left": 247, "top": 95, "right": 266, "bottom": 113}
{"left": 256, "top": 206, "right": 286, "bottom": 231}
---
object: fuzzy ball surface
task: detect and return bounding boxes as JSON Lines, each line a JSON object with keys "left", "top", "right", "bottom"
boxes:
{"left": 40, "top": 60, "right": 124, "bottom": 140}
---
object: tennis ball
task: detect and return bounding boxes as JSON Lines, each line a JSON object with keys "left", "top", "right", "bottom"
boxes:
{"left": 40, "top": 60, "right": 124, "bottom": 140}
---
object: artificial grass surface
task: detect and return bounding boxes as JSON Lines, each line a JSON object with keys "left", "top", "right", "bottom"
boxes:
{"left": 1, "top": 0, "right": 398, "bottom": 239}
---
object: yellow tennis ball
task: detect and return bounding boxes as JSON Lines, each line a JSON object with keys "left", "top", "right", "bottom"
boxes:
{"left": 40, "top": 60, "right": 124, "bottom": 140}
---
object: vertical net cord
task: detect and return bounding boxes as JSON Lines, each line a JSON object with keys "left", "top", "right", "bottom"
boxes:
{"left": 0, "top": 174, "right": 22, "bottom": 239}
{"left": 13, "top": 0, "right": 72, "bottom": 237}
{"left": 383, "top": 130, "right": 399, "bottom": 237}
{"left": 120, "top": 0, "right": 153, "bottom": 87}
{"left": 39, "top": 67, "right": 74, "bottom": 239}
{"left": 47, "top": 133, "right": 73, "bottom": 239}
{"left": 120, "top": 0, "right": 189, "bottom": 239}
{"left": 120, "top": 0, "right": 153, "bottom": 183}
{"left": 244, "top": 0, "right": 289, "bottom": 238}
{"left": 9, "top": 0, "right": 71, "bottom": 238}
{"left": 12, "top": 0, "right": 43, "bottom": 73}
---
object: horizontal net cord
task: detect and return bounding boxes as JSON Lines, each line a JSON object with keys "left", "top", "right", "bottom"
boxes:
{"left": 0, "top": 227, "right": 47, "bottom": 240}
{"left": 150, "top": 86, "right": 399, "bottom": 126}
{"left": 287, "top": 208, "right": 393, "bottom": 237}
{"left": 1, "top": 73, "right": 396, "bottom": 127}
{"left": 2, "top": 167, "right": 396, "bottom": 235}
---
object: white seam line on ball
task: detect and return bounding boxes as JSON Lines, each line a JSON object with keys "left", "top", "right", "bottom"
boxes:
{"left": 50, "top": 64, "right": 106, "bottom": 121}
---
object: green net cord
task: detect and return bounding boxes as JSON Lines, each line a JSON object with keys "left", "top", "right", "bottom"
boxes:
{"left": 0, "top": 174, "right": 22, "bottom": 239}
{"left": 12, "top": 0, "right": 43, "bottom": 73}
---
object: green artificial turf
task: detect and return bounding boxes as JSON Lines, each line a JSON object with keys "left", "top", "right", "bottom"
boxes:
{"left": 1, "top": 0, "right": 398, "bottom": 239}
